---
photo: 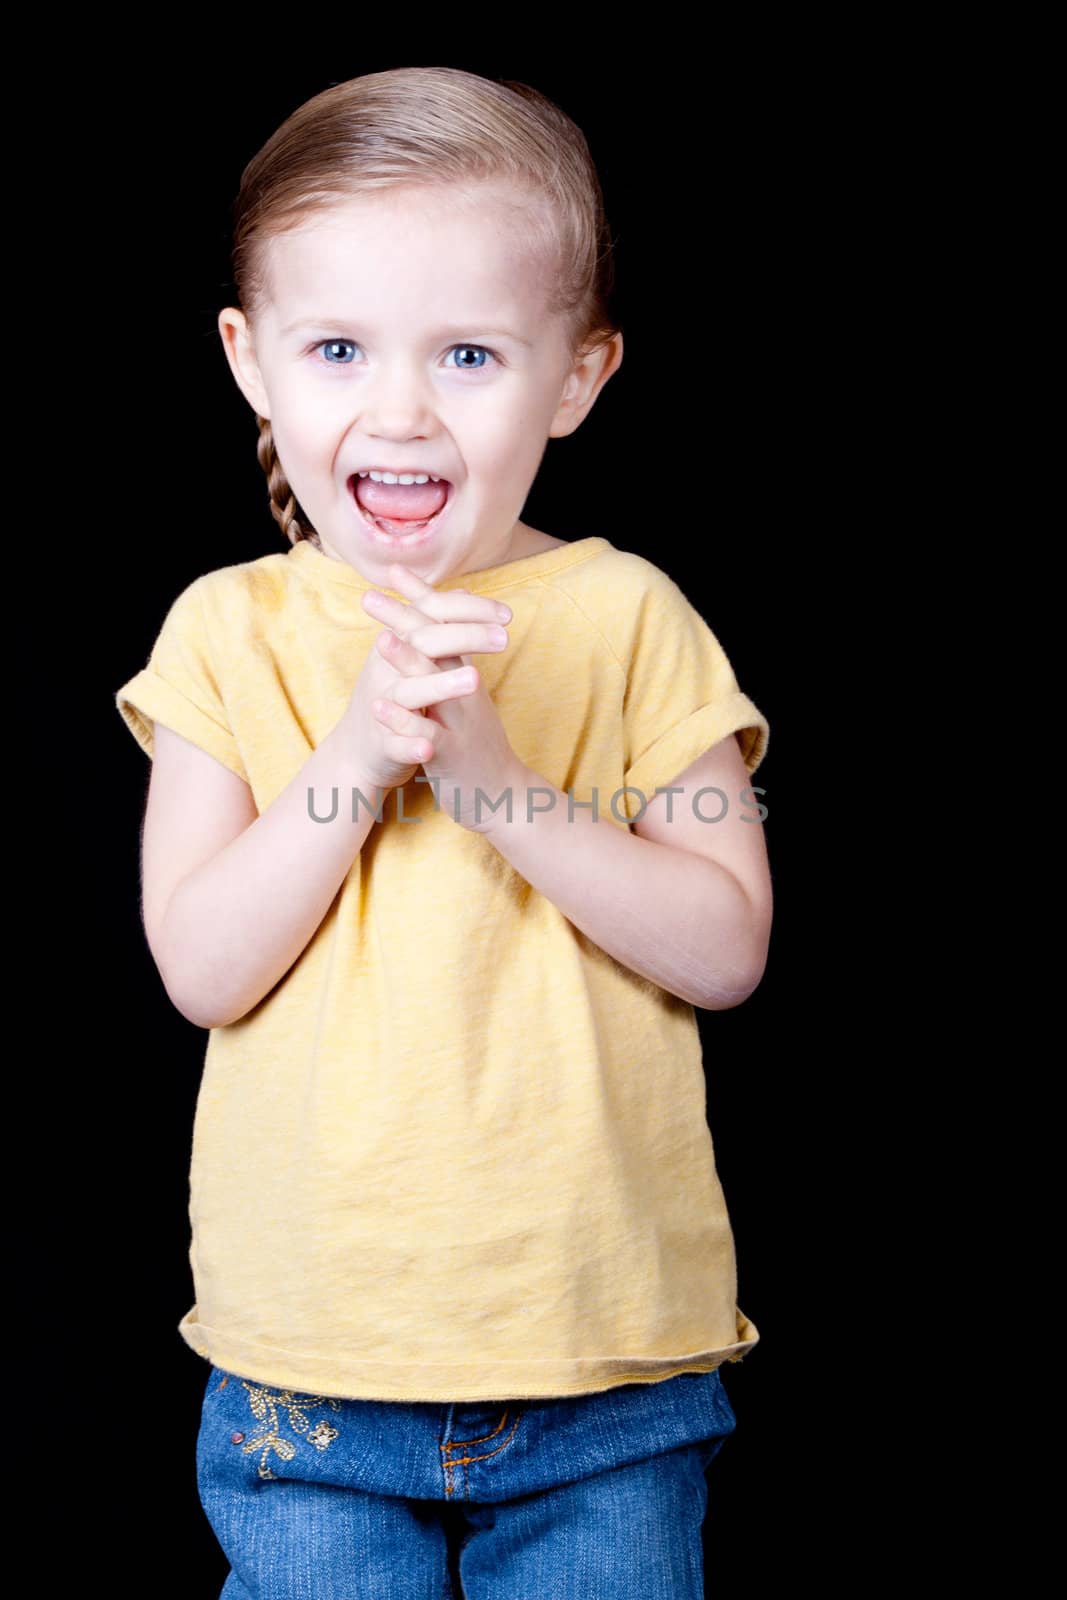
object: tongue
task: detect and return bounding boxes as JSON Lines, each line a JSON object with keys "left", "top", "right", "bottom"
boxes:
{"left": 354, "top": 477, "right": 448, "bottom": 521}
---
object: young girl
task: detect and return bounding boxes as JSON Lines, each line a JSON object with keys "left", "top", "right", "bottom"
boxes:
{"left": 115, "top": 66, "right": 772, "bottom": 1599}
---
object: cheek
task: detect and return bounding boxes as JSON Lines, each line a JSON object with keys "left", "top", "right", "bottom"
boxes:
{"left": 271, "top": 397, "right": 340, "bottom": 466}
{"left": 466, "top": 399, "right": 543, "bottom": 470}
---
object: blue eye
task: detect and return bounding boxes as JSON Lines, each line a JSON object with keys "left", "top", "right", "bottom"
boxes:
{"left": 312, "top": 340, "right": 497, "bottom": 371}
{"left": 445, "top": 345, "right": 495, "bottom": 371}
{"left": 319, "top": 339, "right": 357, "bottom": 364}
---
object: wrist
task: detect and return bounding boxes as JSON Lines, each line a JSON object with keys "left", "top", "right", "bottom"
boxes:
{"left": 318, "top": 725, "right": 388, "bottom": 802}
{"left": 474, "top": 759, "right": 541, "bottom": 838}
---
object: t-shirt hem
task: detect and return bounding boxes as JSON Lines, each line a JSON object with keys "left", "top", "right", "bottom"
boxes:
{"left": 115, "top": 670, "right": 249, "bottom": 783}
{"left": 624, "top": 694, "right": 770, "bottom": 818}
{"left": 179, "top": 1308, "right": 759, "bottom": 1402}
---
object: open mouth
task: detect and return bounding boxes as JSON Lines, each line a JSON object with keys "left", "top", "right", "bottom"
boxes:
{"left": 348, "top": 476, "right": 455, "bottom": 544}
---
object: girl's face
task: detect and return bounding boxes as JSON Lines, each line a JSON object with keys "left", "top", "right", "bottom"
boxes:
{"left": 219, "top": 185, "right": 622, "bottom": 588}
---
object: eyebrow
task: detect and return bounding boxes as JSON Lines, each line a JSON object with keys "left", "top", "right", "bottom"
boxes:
{"left": 281, "top": 318, "right": 533, "bottom": 348}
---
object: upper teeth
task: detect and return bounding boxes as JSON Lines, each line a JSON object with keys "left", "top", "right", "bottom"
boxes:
{"left": 359, "top": 470, "right": 442, "bottom": 485}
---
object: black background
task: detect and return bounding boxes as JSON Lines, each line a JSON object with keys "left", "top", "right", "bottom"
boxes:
{"left": 39, "top": 35, "right": 895, "bottom": 1598}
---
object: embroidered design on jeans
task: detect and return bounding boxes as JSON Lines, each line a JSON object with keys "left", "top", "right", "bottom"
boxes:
{"left": 238, "top": 1383, "right": 343, "bottom": 1479}
{"left": 307, "top": 1420, "right": 339, "bottom": 1448}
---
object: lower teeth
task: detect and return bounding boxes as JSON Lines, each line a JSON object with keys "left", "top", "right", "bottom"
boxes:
{"left": 373, "top": 515, "right": 432, "bottom": 533}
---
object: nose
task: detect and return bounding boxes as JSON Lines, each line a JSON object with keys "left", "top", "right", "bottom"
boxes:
{"left": 356, "top": 357, "right": 437, "bottom": 442}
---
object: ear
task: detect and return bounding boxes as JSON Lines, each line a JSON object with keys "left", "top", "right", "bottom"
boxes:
{"left": 217, "top": 308, "right": 272, "bottom": 419}
{"left": 548, "top": 331, "right": 624, "bottom": 440}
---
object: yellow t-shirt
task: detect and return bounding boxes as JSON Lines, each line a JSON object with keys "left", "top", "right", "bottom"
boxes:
{"left": 115, "top": 534, "right": 770, "bottom": 1402}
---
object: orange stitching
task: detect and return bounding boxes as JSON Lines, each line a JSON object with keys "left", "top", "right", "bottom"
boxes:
{"left": 441, "top": 1412, "right": 522, "bottom": 1466}
{"left": 217, "top": 1375, "right": 229, "bottom": 1390}
{"left": 438, "top": 1409, "right": 460, "bottom": 1500}
{"left": 439, "top": 1409, "right": 523, "bottom": 1498}
{"left": 440, "top": 1410, "right": 515, "bottom": 1450}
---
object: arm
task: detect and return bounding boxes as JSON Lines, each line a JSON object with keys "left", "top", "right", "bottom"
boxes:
{"left": 349, "top": 563, "right": 772, "bottom": 1009}
{"left": 142, "top": 722, "right": 383, "bottom": 1030}
{"left": 482, "top": 732, "right": 772, "bottom": 1010}
{"left": 139, "top": 592, "right": 510, "bottom": 1031}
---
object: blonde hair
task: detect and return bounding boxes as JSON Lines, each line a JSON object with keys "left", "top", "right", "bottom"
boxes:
{"left": 225, "top": 66, "right": 621, "bottom": 547}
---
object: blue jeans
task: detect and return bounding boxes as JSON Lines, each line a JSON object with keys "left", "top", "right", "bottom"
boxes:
{"left": 196, "top": 1363, "right": 737, "bottom": 1598}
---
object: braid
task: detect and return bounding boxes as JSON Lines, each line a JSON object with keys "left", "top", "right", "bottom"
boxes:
{"left": 255, "top": 416, "right": 320, "bottom": 548}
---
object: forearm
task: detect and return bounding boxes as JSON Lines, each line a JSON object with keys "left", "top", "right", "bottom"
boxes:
{"left": 158, "top": 726, "right": 384, "bottom": 1029}
{"left": 482, "top": 766, "right": 765, "bottom": 1010}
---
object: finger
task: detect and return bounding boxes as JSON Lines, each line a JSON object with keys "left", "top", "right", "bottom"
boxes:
{"left": 385, "top": 665, "right": 479, "bottom": 710}
{"left": 376, "top": 621, "right": 505, "bottom": 670}
{"left": 361, "top": 589, "right": 428, "bottom": 638}
{"left": 399, "top": 617, "right": 510, "bottom": 660}
{"left": 372, "top": 697, "right": 437, "bottom": 736}
{"left": 376, "top": 629, "right": 464, "bottom": 682}
{"left": 366, "top": 576, "right": 512, "bottom": 628}
{"left": 371, "top": 699, "right": 436, "bottom": 763}
{"left": 375, "top": 628, "right": 437, "bottom": 676}
{"left": 386, "top": 561, "right": 432, "bottom": 594}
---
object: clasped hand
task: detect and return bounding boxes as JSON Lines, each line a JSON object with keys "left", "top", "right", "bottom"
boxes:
{"left": 355, "top": 562, "right": 523, "bottom": 832}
